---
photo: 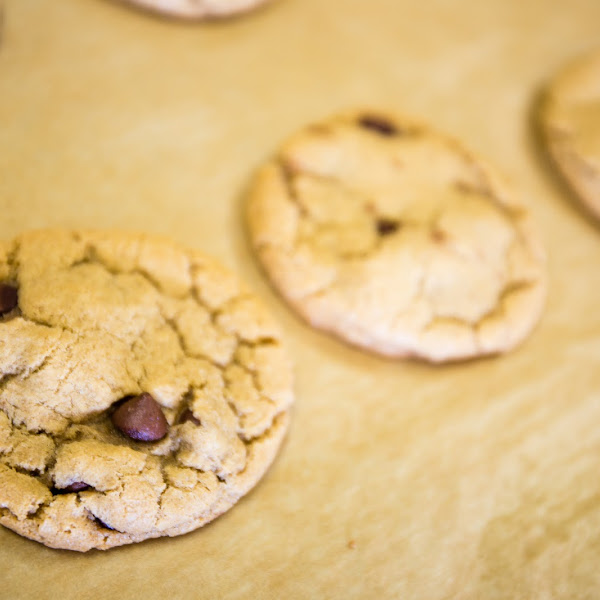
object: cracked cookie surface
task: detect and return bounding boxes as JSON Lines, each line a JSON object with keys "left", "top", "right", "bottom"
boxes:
{"left": 539, "top": 49, "right": 600, "bottom": 221}
{"left": 247, "top": 110, "right": 546, "bottom": 362}
{"left": 0, "top": 230, "right": 293, "bottom": 551}
{"left": 116, "top": 0, "right": 273, "bottom": 19}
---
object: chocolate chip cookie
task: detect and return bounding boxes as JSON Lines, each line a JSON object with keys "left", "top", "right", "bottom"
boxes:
{"left": 116, "top": 0, "right": 274, "bottom": 19}
{"left": 246, "top": 110, "right": 546, "bottom": 362}
{"left": 0, "top": 230, "right": 293, "bottom": 551}
{"left": 538, "top": 49, "right": 600, "bottom": 221}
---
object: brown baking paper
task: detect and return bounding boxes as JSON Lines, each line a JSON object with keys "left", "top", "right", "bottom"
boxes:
{"left": 1, "top": 0, "right": 600, "bottom": 597}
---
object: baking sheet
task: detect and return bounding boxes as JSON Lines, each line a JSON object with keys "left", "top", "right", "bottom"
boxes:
{"left": 1, "top": 0, "right": 600, "bottom": 597}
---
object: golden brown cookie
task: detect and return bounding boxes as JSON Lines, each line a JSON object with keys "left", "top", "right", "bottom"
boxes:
{"left": 539, "top": 49, "right": 600, "bottom": 220}
{"left": 0, "top": 230, "right": 293, "bottom": 551}
{"left": 246, "top": 110, "right": 546, "bottom": 362}
{"left": 116, "top": 0, "right": 273, "bottom": 20}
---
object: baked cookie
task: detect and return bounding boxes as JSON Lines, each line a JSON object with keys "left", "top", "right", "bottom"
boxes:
{"left": 247, "top": 110, "right": 546, "bottom": 362}
{"left": 0, "top": 230, "right": 293, "bottom": 551}
{"left": 539, "top": 49, "right": 600, "bottom": 220}
{"left": 115, "top": 0, "right": 273, "bottom": 19}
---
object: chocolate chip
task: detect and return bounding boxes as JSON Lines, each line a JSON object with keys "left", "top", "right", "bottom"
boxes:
{"left": 111, "top": 393, "right": 168, "bottom": 442}
{"left": 52, "top": 481, "right": 91, "bottom": 494}
{"left": 358, "top": 115, "right": 399, "bottom": 136}
{"left": 376, "top": 218, "right": 401, "bottom": 236}
{"left": 61, "top": 481, "right": 90, "bottom": 493}
{"left": 0, "top": 283, "right": 18, "bottom": 315}
{"left": 178, "top": 408, "right": 200, "bottom": 426}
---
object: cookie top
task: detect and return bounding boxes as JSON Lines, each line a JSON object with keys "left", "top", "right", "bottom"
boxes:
{"left": 117, "top": 0, "right": 273, "bottom": 19}
{"left": 0, "top": 230, "right": 293, "bottom": 551}
{"left": 247, "top": 110, "right": 546, "bottom": 362}
{"left": 539, "top": 49, "right": 600, "bottom": 220}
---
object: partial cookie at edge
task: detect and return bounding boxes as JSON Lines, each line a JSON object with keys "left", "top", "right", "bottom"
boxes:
{"left": 0, "top": 229, "right": 293, "bottom": 551}
{"left": 115, "top": 0, "right": 274, "bottom": 19}
{"left": 246, "top": 109, "right": 546, "bottom": 362}
{"left": 538, "top": 48, "right": 600, "bottom": 221}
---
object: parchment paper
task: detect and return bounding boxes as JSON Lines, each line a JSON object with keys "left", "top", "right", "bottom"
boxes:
{"left": 1, "top": 1, "right": 600, "bottom": 597}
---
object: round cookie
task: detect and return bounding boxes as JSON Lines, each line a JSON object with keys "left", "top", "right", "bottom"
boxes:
{"left": 116, "top": 0, "right": 273, "bottom": 19}
{"left": 246, "top": 110, "right": 546, "bottom": 362}
{"left": 0, "top": 230, "right": 293, "bottom": 551}
{"left": 539, "top": 49, "right": 600, "bottom": 220}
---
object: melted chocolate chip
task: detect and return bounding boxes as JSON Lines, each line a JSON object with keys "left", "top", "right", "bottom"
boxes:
{"left": 51, "top": 482, "right": 90, "bottom": 495}
{"left": 358, "top": 115, "right": 399, "bottom": 136}
{"left": 178, "top": 408, "right": 200, "bottom": 426}
{"left": 111, "top": 393, "right": 168, "bottom": 442}
{"left": 376, "top": 218, "right": 401, "bottom": 236}
{"left": 55, "top": 481, "right": 91, "bottom": 494}
{"left": 0, "top": 283, "right": 18, "bottom": 315}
